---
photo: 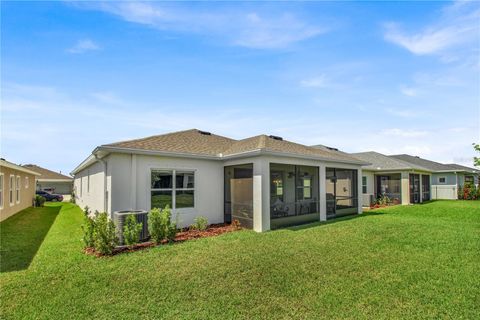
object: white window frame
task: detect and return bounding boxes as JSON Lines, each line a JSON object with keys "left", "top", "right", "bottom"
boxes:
{"left": 438, "top": 176, "right": 446, "bottom": 184}
{"left": 150, "top": 169, "right": 195, "bottom": 210}
{"left": 87, "top": 171, "right": 90, "bottom": 193}
{"left": 16, "top": 175, "right": 21, "bottom": 204}
{"left": 25, "top": 176, "right": 29, "bottom": 189}
{"left": 9, "top": 175, "right": 14, "bottom": 206}
{"left": 362, "top": 176, "right": 367, "bottom": 194}
{"left": 0, "top": 173, "right": 4, "bottom": 209}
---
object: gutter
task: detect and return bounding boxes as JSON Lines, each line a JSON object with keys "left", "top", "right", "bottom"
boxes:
{"left": 94, "top": 154, "right": 108, "bottom": 213}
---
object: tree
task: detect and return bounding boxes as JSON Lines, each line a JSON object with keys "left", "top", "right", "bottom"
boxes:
{"left": 474, "top": 143, "right": 480, "bottom": 167}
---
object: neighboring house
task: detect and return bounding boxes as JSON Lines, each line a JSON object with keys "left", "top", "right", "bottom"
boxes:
{"left": 351, "top": 152, "right": 432, "bottom": 206}
{"left": 22, "top": 164, "right": 73, "bottom": 195}
{"left": 0, "top": 159, "right": 40, "bottom": 221}
{"left": 390, "top": 155, "right": 479, "bottom": 200}
{"left": 71, "top": 129, "right": 366, "bottom": 232}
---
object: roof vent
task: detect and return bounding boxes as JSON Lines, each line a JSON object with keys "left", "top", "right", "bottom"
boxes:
{"left": 326, "top": 146, "right": 339, "bottom": 151}
{"left": 0, "top": 158, "right": 5, "bottom": 161}
{"left": 197, "top": 130, "right": 211, "bottom": 136}
{"left": 269, "top": 135, "right": 283, "bottom": 141}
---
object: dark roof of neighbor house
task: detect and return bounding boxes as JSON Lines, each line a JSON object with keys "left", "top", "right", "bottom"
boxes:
{"left": 103, "top": 129, "right": 364, "bottom": 164}
{"left": 390, "top": 154, "right": 456, "bottom": 172}
{"left": 351, "top": 151, "right": 430, "bottom": 171}
{"left": 444, "top": 163, "right": 480, "bottom": 173}
{"left": 22, "top": 164, "right": 72, "bottom": 181}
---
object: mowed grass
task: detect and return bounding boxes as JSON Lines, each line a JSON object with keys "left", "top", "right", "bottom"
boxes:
{"left": 1, "top": 201, "right": 479, "bottom": 319}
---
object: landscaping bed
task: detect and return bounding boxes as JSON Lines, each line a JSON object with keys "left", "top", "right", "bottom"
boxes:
{"left": 85, "top": 222, "right": 241, "bottom": 256}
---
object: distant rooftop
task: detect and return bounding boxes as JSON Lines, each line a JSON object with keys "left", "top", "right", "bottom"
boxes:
{"left": 23, "top": 164, "right": 72, "bottom": 181}
{"left": 351, "top": 151, "right": 430, "bottom": 171}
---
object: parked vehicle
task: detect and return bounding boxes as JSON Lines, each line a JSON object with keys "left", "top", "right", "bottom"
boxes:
{"left": 36, "top": 190, "right": 63, "bottom": 202}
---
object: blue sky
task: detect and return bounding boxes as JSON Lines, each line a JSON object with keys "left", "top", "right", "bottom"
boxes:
{"left": 1, "top": 1, "right": 479, "bottom": 174}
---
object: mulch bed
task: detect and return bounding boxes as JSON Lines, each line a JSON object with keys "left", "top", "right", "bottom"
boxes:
{"left": 85, "top": 223, "right": 241, "bottom": 257}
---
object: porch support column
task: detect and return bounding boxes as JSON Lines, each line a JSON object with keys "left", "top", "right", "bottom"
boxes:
{"left": 319, "top": 164, "right": 327, "bottom": 221}
{"left": 401, "top": 172, "right": 410, "bottom": 205}
{"left": 357, "top": 168, "right": 363, "bottom": 214}
{"left": 253, "top": 159, "right": 270, "bottom": 232}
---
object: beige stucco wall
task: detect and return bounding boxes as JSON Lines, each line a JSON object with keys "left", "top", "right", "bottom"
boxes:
{"left": 0, "top": 166, "right": 37, "bottom": 222}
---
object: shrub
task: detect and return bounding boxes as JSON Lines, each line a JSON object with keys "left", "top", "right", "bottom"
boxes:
{"left": 70, "top": 190, "right": 76, "bottom": 204}
{"left": 93, "top": 212, "right": 118, "bottom": 255}
{"left": 148, "top": 205, "right": 177, "bottom": 244}
{"left": 82, "top": 206, "right": 95, "bottom": 248}
{"left": 148, "top": 208, "right": 165, "bottom": 244}
{"left": 191, "top": 216, "right": 208, "bottom": 231}
{"left": 35, "top": 195, "right": 46, "bottom": 207}
{"left": 123, "top": 215, "right": 143, "bottom": 246}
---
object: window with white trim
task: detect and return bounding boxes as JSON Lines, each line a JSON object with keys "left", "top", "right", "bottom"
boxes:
{"left": 16, "top": 176, "right": 21, "bottom": 203}
{"left": 362, "top": 176, "right": 367, "bottom": 194}
{"left": 151, "top": 170, "right": 195, "bottom": 210}
{"left": 465, "top": 176, "right": 474, "bottom": 184}
{"left": 25, "top": 176, "right": 29, "bottom": 188}
{"left": 87, "top": 171, "right": 90, "bottom": 193}
{"left": 438, "top": 177, "right": 446, "bottom": 184}
{"left": 0, "top": 174, "right": 4, "bottom": 208}
{"left": 9, "top": 175, "right": 14, "bottom": 205}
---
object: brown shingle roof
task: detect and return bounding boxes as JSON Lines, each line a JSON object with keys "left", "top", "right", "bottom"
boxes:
{"left": 104, "top": 129, "right": 236, "bottom": 156}
{"left": 102, "top": 129, "right": 363, "bottom": 163}
{"left": 223, "top": 135, "right": 361, "bottom": 162}
{"left": 23, "top": 164, "right": 72, "bottom": 180}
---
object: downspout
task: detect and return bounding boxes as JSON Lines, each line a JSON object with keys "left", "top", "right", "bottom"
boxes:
{"left": 94, "top": 154, "right": 108, "bottom": 213}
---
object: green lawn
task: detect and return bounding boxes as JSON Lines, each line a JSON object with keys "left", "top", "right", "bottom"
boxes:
{"left": 1, "top": 201, "right": 479, "bottom": 319}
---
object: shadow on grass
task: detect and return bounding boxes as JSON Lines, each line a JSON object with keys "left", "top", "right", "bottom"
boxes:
{"left": 0, "top": 205, "right": 61, "bottom": 273}
{"left": 283, "top": 210, "right": 388, "bottom": 232}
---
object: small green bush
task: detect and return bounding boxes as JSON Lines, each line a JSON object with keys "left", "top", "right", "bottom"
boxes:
{"left": 35, "top": 195, "right": 46, "bottom": 207}
{"left": 148, "top": 205, "right": 177, "bottom": 244}
{"left": 70, "top": 190, "right": 76, "bottom": 204}
{"left": 123, "top": 215, "right": 143, "bottom": 246}
{"left": 148, "top": 208, "right": 165, "bottom": 244}
{"left": 93, "top": 212, "right": 118, "bottom": 255}
{"left": 191, "top": 216, "right": 208, "bottom": 231}
{"left": 81, "top": 207, "right": 95, "bottom": 248}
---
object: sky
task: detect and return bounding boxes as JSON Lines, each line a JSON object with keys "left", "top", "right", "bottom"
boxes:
{"left": 1, "top": 1, "right": 479, "bottom": 174}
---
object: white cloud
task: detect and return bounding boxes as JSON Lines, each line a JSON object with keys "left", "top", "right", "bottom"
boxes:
{"left": 385, "top": 108, "right": 419, "bottom": 118}
{"left": 400, "top": 86, "right": 417, "bottom": 97}
{"left": 67, "top": 39, "right": 100, "bottom": 54}
{"left": 381, "top": 128, "right": 428, "bottom": 138}
{"left": 300, "top": 74, "right": 330, "bottom": 88}
{"left": 75, "top": 2, "right": 326, "bottom": 49}
{"left": 90, "top": 91, "right": 123, "bottom": 105}
{"left": 383, "top": 1, "right": 480, "bottom": 58}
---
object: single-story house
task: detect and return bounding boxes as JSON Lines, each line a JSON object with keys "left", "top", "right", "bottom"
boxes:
{"left": 351, "top": 152, "right": 432, "bottom": 206}
{"left": 71, "top": 129, "right": 367, "bottom": 232}
{"left": 0, "top": 158, "right": 40, "bottom": 221}
{"left": 390, "top": 154, "right": 479, "bottom": 200}
{"left": 23, "top": 164, "right": 73, "bottom": 195}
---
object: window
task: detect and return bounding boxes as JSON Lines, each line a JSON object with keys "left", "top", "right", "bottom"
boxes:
{"left": 87, "top": 172, "right": 90, "bottom": 193}
{"left": 362, "top": 176, "right": 367, "bottom": 194}
{"left": 9, "top": 175, "right": 14, "bottom": 205}
{"left": 465, "top": 176, "right": 474, "bottom": 184}
{"left": 80, "top": 177, "right": 83, "bottom": 197}
{"left": 16, "top": 176, "right": 21, "bottom": 203}
{"left": 0, "top": 174, "right": 3, "bottom": 209}
{"left": 438, "top": 177, "right": 446, "bottom": 184}
{"left": 25, "top": 176, "right": 29, "bottom": 188}
{"left": 151, "top": 170, "right": 194, "bottom": 210}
